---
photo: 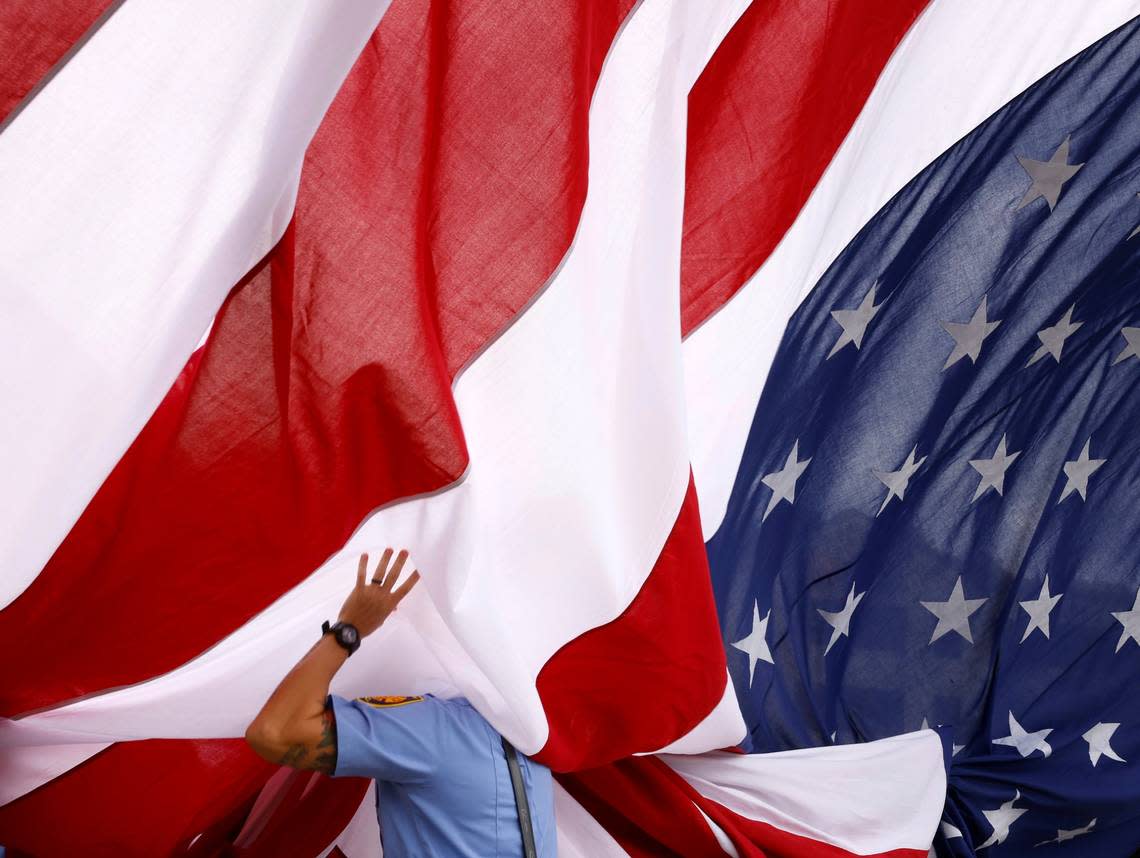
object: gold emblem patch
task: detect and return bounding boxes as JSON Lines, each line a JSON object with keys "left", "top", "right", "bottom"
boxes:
{"left": 357, "top": 694, "right": 424, "bottom": 708}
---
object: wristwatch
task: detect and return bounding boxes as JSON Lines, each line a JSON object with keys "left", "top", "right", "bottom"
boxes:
{"left": 322, "top": 620, "right": 361, "bottom": 656}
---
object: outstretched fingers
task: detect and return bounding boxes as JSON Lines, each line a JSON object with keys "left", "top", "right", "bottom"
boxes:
{"left": 392, "top": 570, "right": 421, "bottom": 604}
{"left": 371, "top": 548, "right": 394, "bottom": 586}
{"left": 364, "top": 547, "right": 416, "bottom": 599}
{"left": 356, "top": 553, "right": 369, "bottom": 587}
{"left": 383, "top": 549, "right": 410, "bottom": 590}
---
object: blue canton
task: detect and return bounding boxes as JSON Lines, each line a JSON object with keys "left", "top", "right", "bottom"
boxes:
{"left": 708, "top": 16, "right": 1140, "bottom": 857}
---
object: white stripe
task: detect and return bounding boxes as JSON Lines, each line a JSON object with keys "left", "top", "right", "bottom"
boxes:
{"left": 0, "top": 0, "right": 393, "bottom": 608}
{"left": 685, "top": 0, "right": 1140, "bottom": 540}
{"left": 0, "top": 583, "right": 463, "bottom": 744}
{"left": 663, "top": 730, "right": 945, "bottom": 853}
{"left": 13, "top": 0, "right": 1137, "bottom": 813}
{"left": 0, "top": 0, "right": 751, "bottom": 801}
{"left": 424, "top": 0, "right": 747, "bottom": 749}
{"left": 0, "top": 739, "right": 109, "bottom": 806}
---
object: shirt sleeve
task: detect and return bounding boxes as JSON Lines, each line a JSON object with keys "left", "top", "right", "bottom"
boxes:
{"left": 327, "top": 693, "right": 445, "bottom": 783}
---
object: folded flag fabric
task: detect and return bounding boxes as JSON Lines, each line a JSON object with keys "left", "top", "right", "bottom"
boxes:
{"left": 707, "top": 14, "right": 1140, "bottom": 854}
{"left": 1, "top": 1, "right": 1138, "bottom": 856}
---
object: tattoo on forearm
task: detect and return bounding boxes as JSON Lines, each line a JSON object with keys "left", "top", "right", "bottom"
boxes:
{"left": 313, "top": 707, "right": 338, "bottom": 774}
{"left": 274, "top": 707, "right": 338, "bottom": 773}
{"left": 277, "top": 744, "right": 308, "bottom": 768}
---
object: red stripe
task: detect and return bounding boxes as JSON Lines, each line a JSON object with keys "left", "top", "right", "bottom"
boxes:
{"left": 0, "top": 0, "right": 935, "bottom": 852}
{"left": 557, "top": 758, "right": 727, "bottom": 857}
{"left": 0, "top": 0, "right": 668, "bottom": 850}
{"left": 560, "top": 756, "right": 929, "bottom": 858}
{"left": 0, "top": 740, "right": 272, "bottom": 857}
{"left": 231, "top": 768, "right": 370, "bottom": 858}
{"left": 679, "top": 0, "right": 929, "bottom": 334}
{"left": 0, "top": 741, "right": 368, "bottom": 857}
{"left": 0, "top": 0, "right": 633, "bottom": 717}
{"left": 535, "top": 477, "right": 727, "bottom": 770}
{"left": 559, "top": 2, "right": 938, "bottom": 850}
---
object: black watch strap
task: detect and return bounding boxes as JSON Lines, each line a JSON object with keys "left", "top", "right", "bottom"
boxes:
{"left": 322, "top": 620, "right": 361, "bottom": 656}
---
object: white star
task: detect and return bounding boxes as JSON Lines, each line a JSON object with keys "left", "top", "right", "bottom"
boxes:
{"left": 732, "top": 601, "right": 773, "bottom": 685}
{"left": 941, "top": 821, "right": 963, "bottom": 839}
{"left": 1019, "top": 576, "right": 1062, "bottom": 642}
{"left": 828, "top": 282, "right": 883, "bottom": 359}
{"left": 1016, "top": 135, "right": 1084, "bottom": 211}
{"left": 942, "top": 296, "right": 1001, "bottom": 370}
{"left": 1112, "top": 586, "right": 1140, "bottom": 653}
{"left": 761, "top": 441, "right": 811, "bottom": 521}
{"left": 1112, "top": 327, "right": 1140, "bottom": 365}
{"left": 817, "top": 583, "right": 866, "bottom": 655}
{"left": 1036, "top": 818, "right": 1096, "bottom": 847}
{"left": 969, "top": 434, "right": 1021, "bottom": 501}
{"left": 873, "top": 445, "right": 926, "bottom": 516}
{"left": 1058, "top": 439, "right": 1106, "bottom": 503}
{"left": 1083, "top": 722, "right": 1125, "bottom": 767}
{"left": 979, "top": 790, "right": 1028, "bottom": 849}
{"left": 1027, "top": 305, "right": 1082, "bottom": 366}
{"left": 994, "top": 710, "right": 1053, "bottom": 758}
{"left": 921, "top": 577, "right": 988, "bottom": 645}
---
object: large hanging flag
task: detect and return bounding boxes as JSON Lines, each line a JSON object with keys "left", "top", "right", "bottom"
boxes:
{"left": 2, "top": 1, "right": 1139, "bottom": 856}
{"left": 703, "top": 15, "right": 1140, "bottom": 854}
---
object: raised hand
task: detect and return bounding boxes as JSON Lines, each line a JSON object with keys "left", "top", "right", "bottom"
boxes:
{"left": 337, "top": 549, "right": 421, "bottom": 638}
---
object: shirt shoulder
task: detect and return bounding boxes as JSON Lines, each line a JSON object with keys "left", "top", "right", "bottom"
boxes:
{"left": 328, "top": 692, "right": 450, "bottom": 783}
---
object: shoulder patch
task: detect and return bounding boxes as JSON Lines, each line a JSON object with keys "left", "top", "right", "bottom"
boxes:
{"left": 357, "top": 694, "right": 424, "bottom": 709}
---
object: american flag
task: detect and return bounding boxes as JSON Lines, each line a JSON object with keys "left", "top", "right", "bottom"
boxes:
{"left": 709, "top": 15, "right": 1140, "bottom": 854}
{"left": 1, "top": 0, "right": 1138, "bottom": 855}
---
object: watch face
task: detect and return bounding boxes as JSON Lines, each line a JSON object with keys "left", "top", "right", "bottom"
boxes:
{"left": 339, "top": 626, "right": 359, "bottom": 646}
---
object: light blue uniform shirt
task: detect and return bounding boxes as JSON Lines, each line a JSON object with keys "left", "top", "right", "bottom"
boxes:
{"left": 329, "top": 693, "right": 556, "bottom": 857}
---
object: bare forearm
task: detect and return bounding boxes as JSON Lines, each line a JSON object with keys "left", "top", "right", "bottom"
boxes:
{"left": 245, "top": 635, "right": 347, "bottom": 769}
{"left": 245, "top": 550, "right": 419, "bottom": 771}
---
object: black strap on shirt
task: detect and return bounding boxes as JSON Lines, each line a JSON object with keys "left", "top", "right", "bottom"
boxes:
{"left": 501, "top": 736, "right": 538, "bottom": 858}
